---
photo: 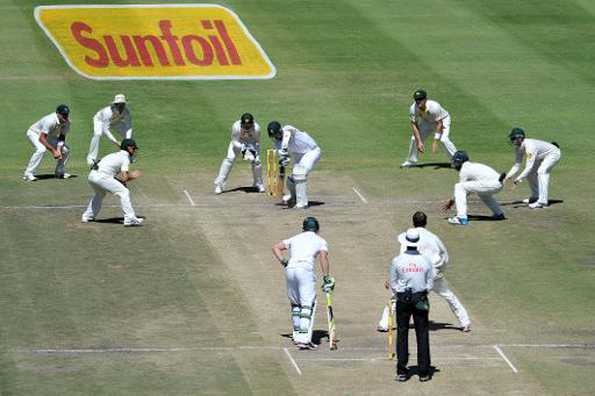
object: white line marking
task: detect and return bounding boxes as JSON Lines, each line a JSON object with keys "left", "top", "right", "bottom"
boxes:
{"left": 494, "top": 345, "right": 518, "bottom": 373}
{"left": 283, "top": 347, "right": 302, "bottom": 376}
{"left": 502, "top": 344, "right": 595, "bottom": 349}
{"left": 183, "top": 190, "right": 196, "bottom": 206}
{"left": 352, "top": 186, "right": 368, "bottom": 204}
{"left": 298, "top": 356, "right": 502, "bottom": 362}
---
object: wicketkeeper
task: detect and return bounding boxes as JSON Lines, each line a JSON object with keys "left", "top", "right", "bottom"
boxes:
{"left": 272, "top": 217, "right": 335, "bottom": 350}
{"left": 214, "top": 113, "right": 264, "bottom": 194}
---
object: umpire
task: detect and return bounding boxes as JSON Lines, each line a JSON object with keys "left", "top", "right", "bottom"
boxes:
{"left": 390, "top": 228, "right": 433, "bottom": 382}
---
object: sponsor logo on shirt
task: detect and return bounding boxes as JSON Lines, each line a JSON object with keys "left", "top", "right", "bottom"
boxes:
{"left": 34, "top": 4, "right": 276, "bottom": 80}
{"left": 403, "top": 263, "right": 424, "bottom": 273}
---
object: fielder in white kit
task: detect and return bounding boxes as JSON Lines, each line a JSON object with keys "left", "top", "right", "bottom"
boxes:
{"left": 214, "top": 113, "right": 265, "bottom": 194}
{"left": 443, "top": 150, "right": 506, "bottom": 225}
{"left": 272, "top": 217, "right": 335, "bottom": 350}
{"left": 82, "top": 139, "right": 143, "bottom": 227}
{"left": 267, "top": 121, "right": 321, "bottom": 209}
{"left": 23, "top": 104, "right": 72, "bottom": 181}
{"left": 505, "top": 127, "right": 561, "bottom": 209}
{"left": 87, "top": 94, "right": 133, "bottom": 166}
{"left": 401, "top": 89, "right": 457, "bottom": 168}
{"left": 378, "top": 212, "right": 471, "bottom": 332}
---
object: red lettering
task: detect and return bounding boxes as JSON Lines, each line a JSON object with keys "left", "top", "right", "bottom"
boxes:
{"left": 208, "top": 34, "right": 229, "bottom": 65}
{"left": 159, "top": 20, "right": 184, "bottom": 66}
{"left": 103, "top": 35, "right": 141, "bottom": 67}
{"left": 182, "top": 35, "right": 213, "bottom": 66}
{"left": 214, "top": 20, "right": 241, "bottom": 65}
{"left": 70, "top": 22, "right": 109, "bottom": 68}
{"left": 133, "top": 35, "right": 170, "bottom": 66}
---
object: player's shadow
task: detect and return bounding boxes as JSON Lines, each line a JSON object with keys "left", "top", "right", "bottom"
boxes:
{"left": 405, "top": 162, "right": 451, "bottom": 169}
{"left": 33, "top": 173, "right": 78, "bottom": 180}
{"left": 223, "top": 186, "right": 261, "bottom": 193}
{"left": 404, "top": 365, "right": 440, "bottom": 380}
{"left": 427, "top": 321, "right": 461, "bottom": 332}
{"left": 277, "top": 200, "right": 325, "bottom": 209}
{"left": 501, "top": 199, "right": 564, "bottom": 208}
{"left": 466, "top": 214, "right": 507, "bottom": 222}
{"left": 93, "top": 216, "right": 145, "bottom": 225}
{"left": 280, "top": 330, "right": 330, "bottom": 346}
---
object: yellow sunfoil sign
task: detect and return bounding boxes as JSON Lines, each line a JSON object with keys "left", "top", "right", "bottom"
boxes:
{"left": 34, "top": 4, "right": 276, "bottom": 80}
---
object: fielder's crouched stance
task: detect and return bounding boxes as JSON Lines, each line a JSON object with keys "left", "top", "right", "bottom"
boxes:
{"left": 81, "top": 139, "right": 144, "bottom": 227}
{"left": 272, "top": 217, "right": 335, "bottom": 350}
{"left": 267, "top": 121, "right": 321, "bottom": 209}
{"left": 214, "top": 113, "right": 265, "bottom": 194}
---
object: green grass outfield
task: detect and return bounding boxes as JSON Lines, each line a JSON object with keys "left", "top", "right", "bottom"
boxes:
{"left": 1, "top": 0, "right": 595, "bottom": 394}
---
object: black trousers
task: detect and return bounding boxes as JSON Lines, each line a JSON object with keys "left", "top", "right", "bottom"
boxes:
{"left": 395, "top": 299, "right": 431, "bottom": 375}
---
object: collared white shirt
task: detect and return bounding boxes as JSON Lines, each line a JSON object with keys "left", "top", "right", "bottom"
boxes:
{"left": 277, "top": 125, "right": 319, "bottom": 155}
{"left": 409, "top": 100, "right": 449, "bottom": 126}
{"left": 283, "top": 231, "right": 328, "bottom": 272}
{"left": 506, "top": 138, "right": 561, "bottom": 181}
{"left": 459, "top": 161, "right": 501, "bottom": 185}
{"left": 231, "top": 120, "right": 261, "bottom": 150}
{"left": 94, "top": 105, "right": 132, "bottom": 138}
{"left": 28, "top": 112, "right": 70, "bottom": 139}
{"left": 96, "top": 150, "right": 130, "bottom": 177}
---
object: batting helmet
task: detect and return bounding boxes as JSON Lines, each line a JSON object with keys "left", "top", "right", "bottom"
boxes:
{"left": 413, "top": 89, "right": 427, "bottom": 101}
{"left": 120, "top": 138, "right": 138, "bottom": 151}
{"left": 451, "top": 150, "right": 469, "bottom": 170}
{"left": 267, "top": 121, "right": 282, "bottom": 140}
{"left": 508, "top": 127, "right": 526, "bottom": 143}
{"left": 302, "top": 216, "right": 320, "bottom": 232}
{"left": 56, "top": 104, "right": 70, "bottom": 119}
{"left": 240, "top": 113, "right": 254, "bottom": 127}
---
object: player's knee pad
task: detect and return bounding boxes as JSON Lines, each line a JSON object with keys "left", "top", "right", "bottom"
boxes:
{"left": 291, "top": 305, "right": 301, "bottom": 330}
{"left": 299, "top": 305, "right": 313, "bottom": 333}
{"left": 293, "top": 165, "right": 307, "bottom": 182}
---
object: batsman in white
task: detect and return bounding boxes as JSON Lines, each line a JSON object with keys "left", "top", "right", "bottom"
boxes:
{"left": 23, "top": 104, "right": 72, "bottom": 181}
{"left": 443, "top": 150, "right": 506, "bottom": 225}
{"left": 267, "top": 121, "right": 321, "bottom": 209}
{"left": 378, "top": 212, "right": 471, "bottom": 332}
{"left": 272, "top": 217, "right": 335, "bottom": 350}
{"left": 505, "top": 127, "right": 561, "bottom": 209}
{"left": 401, "top": 89, "right": 457, "bottom": 168}
{"left": 214, "top": 113, "right": 265, "bottom": 194}
{"left": 81, "top": 139, "right": 144, "bottom": 227}
{"left": 87, "top": 94, "right": 132, "bottom": 166}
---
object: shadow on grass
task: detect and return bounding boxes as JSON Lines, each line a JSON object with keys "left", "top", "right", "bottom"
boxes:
{"left": 93, "top": 216, "right": 145, "bottom": 225}
{"left": 33, "top": 173, "right": 78, "bottom": 180}
{"left": 223, "top": 186, "right": 262, "bottom": 194}
{"left": 402, "top": 162, "right": 451, "bottom": 169}
{"left": 280, "top": 330, "right": 331, "bottom": 346}
{"left": 501, "top": 199, "right": 564, "bottom": 208}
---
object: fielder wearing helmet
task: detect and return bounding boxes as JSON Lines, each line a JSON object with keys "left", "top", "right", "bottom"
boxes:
{"left": 267, "top": 121, "right": 283, "bottom": 140}
{"left": 56, "top": 104, "right": 70, "bottom": 121}
{"left": 508, "top": 127, "right": 526, "bottom": 145}
{"left": 450, "top": 150, "right": 469, "bottom": 171}
{"left": 302, "top": 216, "right": 320, "bottom": 233}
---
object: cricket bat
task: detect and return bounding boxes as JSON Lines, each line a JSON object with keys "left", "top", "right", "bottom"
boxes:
{"left": 387, "top": 300, "right": 396, "bottom": 359}
{"left": 326, "top": 292, "right": 338, "bottom": 350}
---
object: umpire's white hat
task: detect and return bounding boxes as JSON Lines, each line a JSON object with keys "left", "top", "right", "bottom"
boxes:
{"left": 405, "top": 228, "right": 420, "bottom": 248}
{"left": 113, "top": 94, "right": 127, "bottom": 104}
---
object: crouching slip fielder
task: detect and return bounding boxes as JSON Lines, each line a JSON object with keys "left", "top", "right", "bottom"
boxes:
{"left": 214, "top": 113, "right": 264, "bottom": 194}
{"left": 272, "top": 217, "right": 335, "bottom": 350}
{"left": 87, "top": 94, "right": 132, "bottom": 166}
{"left": 267, "top": 121, "right": 321, "bottom": 209}
{"left": 378, "top": 212, "right": 471, "bottom": 332}
{"left": 443, "top": 150, "right": 506, "bottom": 225}
{"left": 505, "top": 127, "right": 561, "bottom": 209}
{"left": 402, "top": 89, "right": 457, "bottom": 168}
{"left": 82, "top": 139, "right": 144, "bottom": 227}
{"left": 23, "top": 104, "right": 72, "bottom": 181}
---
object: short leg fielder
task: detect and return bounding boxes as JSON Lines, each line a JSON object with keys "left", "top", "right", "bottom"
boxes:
{"left": 214, "top": 142, "right": 263, "bottom": 191}
{"left": 82, "top": 171, "right": 138, "bottom": 224}
{"left": 285, "top": 267, "right": 317, "bottom": 345}
{"left": 454, "top": 181, "right": 503, "bottom": 218}
{"left": 287, "top": 147, "right": 321, "bottom": 208}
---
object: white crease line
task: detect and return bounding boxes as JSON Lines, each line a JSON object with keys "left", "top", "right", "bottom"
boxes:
{"left": 352, "top": 186, "right": 368, "bottom": 204}
{"left": 298, "top": 356, "right": 503, "bottom": 362}
{"left": 494, "top": 345, "right": 518, "bottom": 374}
{"left": 183, "top": 190, "right": 196, "bottom": 207}
{"left": 283, "top": 347, "right": 302, "bottom": 376}
{"left": 502, "top": 344, "right": 595, "bottom": 349}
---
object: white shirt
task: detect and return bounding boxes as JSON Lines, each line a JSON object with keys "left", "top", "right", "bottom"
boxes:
{"left": 277, "top": 125, "right": 319, "bottom": 155}
{"left": 409, "top": 100, "right": 449, "bottom": 126}
{"left": 283, "top": 231, "right": 328, "bottom": 272}
{"left": 230, "top": 120, "right": 261, "bottom": 150}
{"left": 96, "top": 150, "right": 130, "bottom": 177}
{"left": 390, "top": 251, "right": 433, "bottom": 293}
{"left": 459, "top": 161, "right": 501, "bottom": 186}
{"left": 506, "top": 138, "right": 561, "bottom": 181}
{"left": 28, "top": 112, "right": 70, "bottom": 139}
{"left": 398, "top": 227, "right": 449, "bottom": 278}
{"left": 94, "top": 105, "right": 132, "bottom": 143}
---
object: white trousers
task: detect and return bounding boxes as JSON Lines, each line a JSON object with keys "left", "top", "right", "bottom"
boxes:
{"left": 289, "top": 147, "right": 321, "bottom": 207}
{"left": 24, "top": 130, "right": 70, "bottom": 176}
{"left": 82, "top": 170, "right": 137, "bottom": 222}
{"left": 406, "top": 116, "right": 457, "bottom": 162}
{"left": 378, "top": 276, "right": 470, "bottom": 328}
{"left": 526, "top": 150, "right": 561, "bottom": 204}
{"left": 455, "top": 181, "right": 503, "bottom": 217}
{"left": 87, "top": 120, "right": 130, "bottom": 165}
{"left": 285, "top": 267, "right": 316, "bottom": 344}
{"left": 214, "top": 142, "right": 262, "bottom": 187}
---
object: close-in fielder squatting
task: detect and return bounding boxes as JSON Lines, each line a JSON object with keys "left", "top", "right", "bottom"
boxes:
{"left": 267, "top": 121, "right": 321, "bottom": 209}
{"left": 401, "top": 89, "right": 457, "bottom": 168}
{"left": 81, "top": 139, "right": 144, "bottom": 227}
{"left": 214, "top": 113, "right": 265, "bottom": 194}
{"left": 272, "top": 217, "right": 335, "bottom": 350}
{"left": 505, "top": 127, "right": 561, "bottom": 209}
{"left": 378, "top": 212, "right": 471, "bottom": 332}
{"left": 86, "top": 94, "right": 133, "bottom": 166}
{"left": 23, "top": 104, "right": 72, "bottom": 181}
{"left": 443, "top": 150, "right": 506, "bottom": 225}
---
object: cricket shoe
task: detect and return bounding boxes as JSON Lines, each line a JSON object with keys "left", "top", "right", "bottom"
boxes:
{"left": 419, "top": 374, "right": 432, "bottom": 382}
{"left": 296, "top": 342, "right": 318, "bottom": 350}
{"left": 492, "top": 213, "right": 506, "bottom": 221}
{"left": 395, "top": 373, "right": 409, "bottom": 382}
{"left": 529, "top": 201, "right": 548, "bottom": 209}
{"left": 522, "top": 197, "right": 538, "bottom": 204}
{"left": 462, "top": 325, "right": 472, "bottom": 333}
{"left": 124, "top": 218, "right": 144, "bottom": 227}
{"left": 81, "top": 215, "right": 95, "bottom": 223}
{"left": 56, "top": 173, "right": 72, "bottom": 179}
{"left": 22, "top": 173, "right": 38, "bottom": 182}
{"left": 400, "top": 161, "right": 416, "bottom": 168}
{"left": 448, "top": 216, "right": 469, "bottom": 225}
{"left": 376, "top": 325, "right": 388, "bottom": 332}
{"left": 214, "top": 185, "right": 223, "bottom": 195}
{"left": 282, "top": 193, "right": 292, "bottom": 204}
{"left": 254, "top": 183, "right": 266, "bottom": 193}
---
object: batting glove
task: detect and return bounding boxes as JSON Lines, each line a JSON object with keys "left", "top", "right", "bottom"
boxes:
{"left": 321, "top": 275, "right": 336, "bottom": 292}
